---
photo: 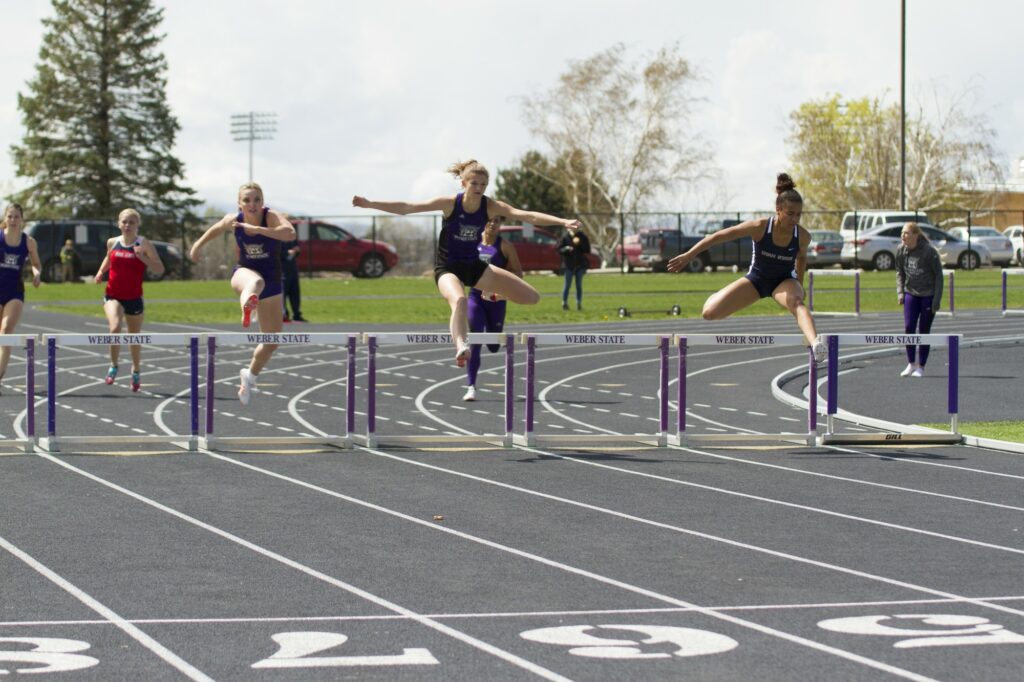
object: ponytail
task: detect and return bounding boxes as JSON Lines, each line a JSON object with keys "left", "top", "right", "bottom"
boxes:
{"left": 447, "top": 159, "right": 489, "bottom": 180}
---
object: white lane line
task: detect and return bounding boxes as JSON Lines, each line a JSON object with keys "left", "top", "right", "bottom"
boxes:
{"left": 32, "top": 452, "right": 573, "bottom": 682}
{"left": 0, "top": 534, "right": 214, "bottom": 681}
{"left": 6, "top": 593, "right": 1024, "bottom": 627}
{"left": 208, "top": 450, "right": 940, "bottom": 682}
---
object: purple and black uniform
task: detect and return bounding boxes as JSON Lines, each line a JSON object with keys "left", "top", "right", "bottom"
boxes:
{"left": 744, "top": 216, "right": 800, "bottom": 298}
{"left": 466, "top": 236, "right": 508, "bottom": 386}
{"left": 235, "top": 208, "right": 283, "bottom": 299}
{"left": 434, "top": 193, "right": 490, "bottom": 286}
{"left": 0, "top": 230, "right": 28, "bottom": 306}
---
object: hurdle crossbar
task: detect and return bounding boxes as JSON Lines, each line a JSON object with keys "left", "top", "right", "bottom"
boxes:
{"left": 807, "top": 269, "right": 861, "bottom": 317}
{"left": 0, "top": 335, "right": 36, "bottom": 452}
{"left": 200, "top": 332, "right": 355, "bottom": 450}
{"left": 820, "top": 333, "right": 963, "bottom": 445}
{"left": 669, "top": 334, "right": 818, "bottom": 446}
{"left": 40, "top": 333, "right": 199, "bottom": 453}
{"left": 1002, "top": 268, "right": 1024, "bottom": 316}
{"left": 357, "top": 332, "right": 515, "bottom": 448}
{"left": 514, "top": 332, "right": 670, "bottom": 447}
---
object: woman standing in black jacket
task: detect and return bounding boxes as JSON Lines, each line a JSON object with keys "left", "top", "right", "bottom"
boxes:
{"left": 558, "top": 226, "right": 591, "bottom": 311}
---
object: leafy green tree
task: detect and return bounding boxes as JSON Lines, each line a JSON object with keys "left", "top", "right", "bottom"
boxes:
{"left": 788, "top": 89, "right": 1003, "bottom": 221}
{"left": 494, "top": 150, "right": 569, "bottom": 217}
{"left": 10, "top": 0, "right": 198, "bottom": 222}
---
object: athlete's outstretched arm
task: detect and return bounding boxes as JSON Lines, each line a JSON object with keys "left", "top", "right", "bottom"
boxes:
{"left": 490, "top": 200, "right": 580, "bottom": 229}
{"left": 189, "top": 214, "right": 234, "bottom": 262}
{"left": 26, "top": 236, "right": 42, "bottom": 287}
{"left": 352, "top": 196, "right": 454, "bottom": 216}
{"left": 667, "top": 219, "right": 764, "bottom": 273}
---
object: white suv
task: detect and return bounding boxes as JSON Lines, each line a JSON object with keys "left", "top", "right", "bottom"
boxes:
{"left": 839, "top": 210, "right": 929, "bottom": 240}
{"left": 1005, "top": 226, "right": 1024, "bottom": 265}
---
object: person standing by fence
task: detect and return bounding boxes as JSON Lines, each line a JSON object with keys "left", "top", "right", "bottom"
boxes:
{"left": 60, "top": 239, "right": 79, "bottom": 282}
{"left": 280, "top": 237, "right": 305, "bottom": 322}
{"left": 558, "top": 225, "right": 591, "bottom": 311}
{"left": 896, "top": 222, "right": 943, "bottom": 377}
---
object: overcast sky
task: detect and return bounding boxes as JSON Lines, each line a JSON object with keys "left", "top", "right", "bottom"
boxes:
{"left": 1, "top": 0, "right": 1021, "bottom": 218}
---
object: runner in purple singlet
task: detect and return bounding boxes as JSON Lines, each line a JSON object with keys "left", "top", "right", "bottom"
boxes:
{"left": 353, "top": 160, "right": 580, "bottom": 367}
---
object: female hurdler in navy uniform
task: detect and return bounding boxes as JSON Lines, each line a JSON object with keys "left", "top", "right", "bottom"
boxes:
{"left": 353, "top": 159, "right": 580, "bottom": 366}
{"left": 0, "top": 203, "right": 42, "bottom": 393}
{"left": 668, "top": 173, "right": 827, "bottom": 362}
{"left": 189, "top": 182, "right": 296, "bottom": 405}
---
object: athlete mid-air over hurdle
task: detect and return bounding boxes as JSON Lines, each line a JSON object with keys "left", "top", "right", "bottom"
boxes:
{"left": 668, "top": 173, "right": 828, "bottom": 364}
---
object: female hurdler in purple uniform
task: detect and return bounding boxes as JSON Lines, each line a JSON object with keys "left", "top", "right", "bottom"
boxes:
{"left": 463, "top": 215, "right": 522, "bottom": 401}
{"left": 668, "top": 173, "right": 827, "bottom": 363}
{"left": 0, "top": 204, "right": 42, "bottom": 393}
{"left": 353, "top": 159, "right": 580, "bottom": 366}
{"left": 189, "top": 182, "right": 296, "bottom": 405}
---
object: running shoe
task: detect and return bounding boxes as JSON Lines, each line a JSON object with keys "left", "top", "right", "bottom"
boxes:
{"left": 911, "top": 367, "right": 924, "bottom": 378}
{"left": 455, "top": 342, "right": 471, "bottom": 368}
{"left": 241, "top": 294, "right": 258, "bottom": 328}
{"left": 811, "top": 337, "right": 828, "bottom": 364}
{"left": 462, "top": 385, "right": 476, "bottom": 402}
{"left": 130, "top": 371, "right": 141, "bottom": 392}
{"left": 238, "top": 368, "right": 257, "bottom": 406}
{"left": 105, "top": 366, "right": 118, "bottom": 385}
{"left": 900, "top": 363, "right": 916, "bottom": 377}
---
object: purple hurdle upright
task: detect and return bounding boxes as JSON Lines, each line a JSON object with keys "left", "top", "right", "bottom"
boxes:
{"left": 201, "top": 332, "right": 356, "bottom": 450}
{"left": 1003, "top": 268, "right": 1024, "bottom": 316}
{"left": 821, "top": 333, "right": 963, "bottom": 445}
{"left": 516, "top": 332, "right": 670, "bottom": 447}
{"left": 42, "top": 333, "right": 199, "bottom": 453}
{"left": 362, "top": 332, "right": 515, "bottom": 448}
{"left": 669, "top": 334, "right": 816, "bottom": 446}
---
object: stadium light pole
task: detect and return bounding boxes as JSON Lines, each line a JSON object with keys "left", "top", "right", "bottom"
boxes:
{"left": 230, "top": 112, "right": 277, "bottom": 182}
{"left": 899, "top": 0, "right": 906, "bottom": 210}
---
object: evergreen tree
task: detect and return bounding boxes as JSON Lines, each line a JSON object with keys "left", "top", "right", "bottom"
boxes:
{"left": 494, "top": 150, "right": 569, "bottom": 216}
{"left": 11, "top": 0, "right": 197, "bottom": 221}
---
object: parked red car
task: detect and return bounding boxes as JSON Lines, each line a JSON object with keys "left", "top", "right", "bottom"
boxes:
{"left": 499, "top": 225, "right": 601, "bottom": 273}
{"left": 613, "top": 233, "right": 644, "bottom": 271}
{"left": 290, "top": 219, "right": 398, "bottom": 278}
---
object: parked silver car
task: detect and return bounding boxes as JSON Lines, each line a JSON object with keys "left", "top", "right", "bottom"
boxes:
{"left": 946, "top": 226, "right": 1014, "bottom": 267}
{"left": 806, "top": 230, "right": 844, "bottom": 267}
{"left": 841, "top": 223, "right": 992, "bottom": 271}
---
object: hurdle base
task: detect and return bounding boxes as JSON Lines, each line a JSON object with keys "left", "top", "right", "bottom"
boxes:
{"left": 357, "top": 433, "right": 512, "bottom": 449}
{"left": 0, "top": 438, "right": 37, "bottom": 453}
{"left": 670, "top": 432, "right": 817, "bottom": 447}
{"left": 200, "top": 435, "right": 351, "bottom": 450}
{"left": 513, "top": 433, "right": 667, "bottom": 448}
{"left": 41, "top": 435, "right": 198, "bottom": 454}
{"left": 820, "top": 432, "right": 963, "bottom": 446}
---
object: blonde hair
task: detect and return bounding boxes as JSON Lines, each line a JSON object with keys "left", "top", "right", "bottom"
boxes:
{"left": 1, "top": 203, "right": 23, "bottom": 229}
{"left": 447, "top": 159, "right": 489, "bottom": 181}
{"left": 118, "top": 208, "right": 141, "bottom": 224}
{"left": 238, "top": 182, "right": 264, "bottom": 202}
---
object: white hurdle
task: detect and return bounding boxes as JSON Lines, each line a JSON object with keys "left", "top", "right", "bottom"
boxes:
{"left": 0, "top": 335, "right": 37, "bottom": 453}
{"left": 359, "top": 332, "right": 515, "bottom": 448}
{"left": 201, "top": 332, "right": 356, "bottom": 450}
{"left": 820, "top": 333, "right": 963, "bottom": 445}
{"left": 41, "top": 333, "right": 199, "bottom": 453}
{"left": 1003, "top": 268, "right": 1024, "bottom": 316}
{"left": 807, "top": 269, "right": 861, "bottom": 317}
{"left": 669, "top": 334, "right": 818, "bottom": 447}
{"left": 515, "top": 332, "right": 670, "bottom": 447}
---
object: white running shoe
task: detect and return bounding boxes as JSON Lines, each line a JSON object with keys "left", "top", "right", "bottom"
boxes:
{"left": 900, "top": 363, "right": 916, "bottom": 377}
{"left": 811, "top": 337, "right": 828, "bottom": 364}
{"left": 238, "top": 368, "right": 257, "bottom": 405}
{"left": 455, "top": 342, "right": 471, "bottom": 368}
{"left": 911, "top": 366, "right": 924, "bottom": 378}
{"left": 463, "top": 385, "right": 476, "bottom": 402}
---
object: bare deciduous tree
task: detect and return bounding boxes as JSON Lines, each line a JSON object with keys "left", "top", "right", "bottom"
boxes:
{"left": 520, "top": 43, "right": 714, "bottom": 254}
